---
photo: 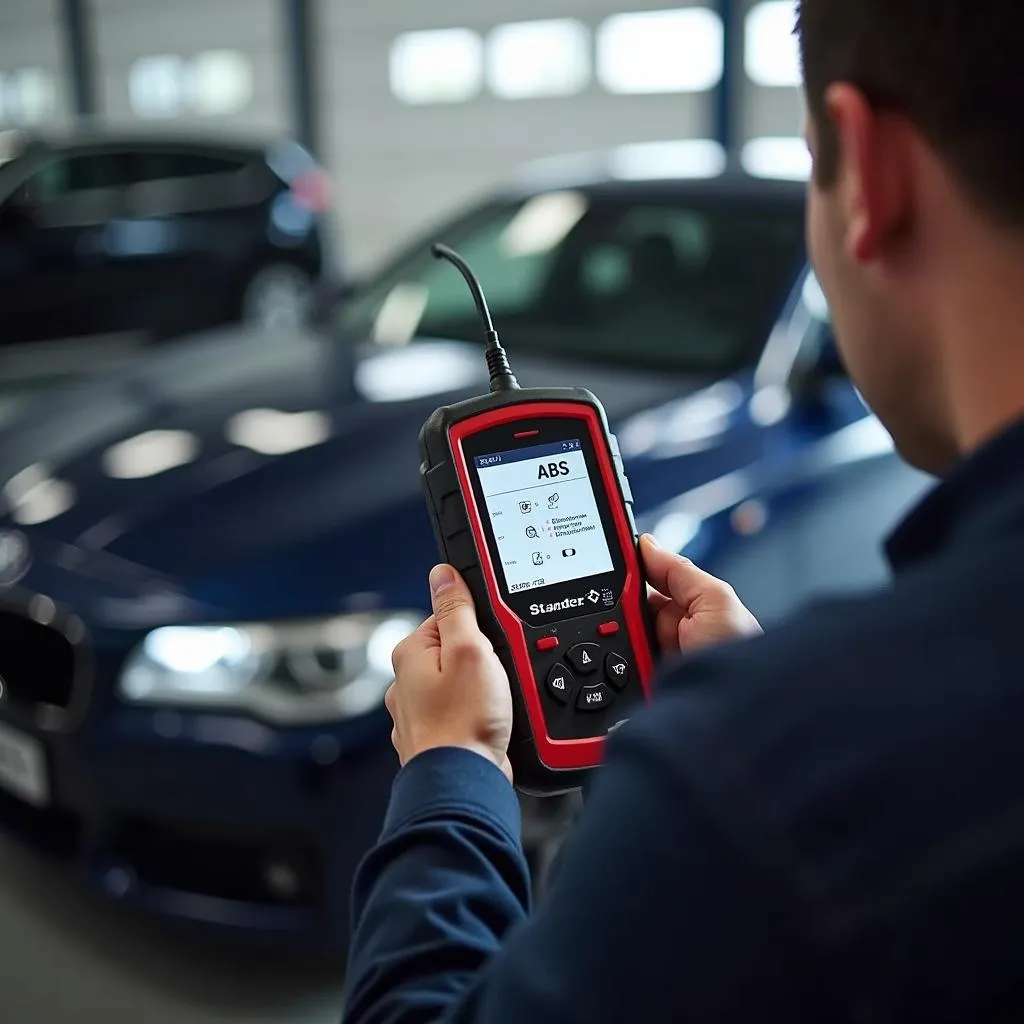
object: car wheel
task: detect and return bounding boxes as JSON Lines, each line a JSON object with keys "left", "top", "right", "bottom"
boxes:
{"left": 241, "top": 264, "right": 314, "bottom": 330}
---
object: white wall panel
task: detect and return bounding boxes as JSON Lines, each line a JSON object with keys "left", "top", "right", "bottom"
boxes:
{"left": 92, "top": 0, "right": 288, "bottom": 135}
{"left": 319, "top": 0, "right": 716, "bottom": 272}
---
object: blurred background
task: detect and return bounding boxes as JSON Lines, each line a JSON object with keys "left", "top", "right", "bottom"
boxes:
{"left": 0, "top": 2, "right": 930, "bottom": 1021}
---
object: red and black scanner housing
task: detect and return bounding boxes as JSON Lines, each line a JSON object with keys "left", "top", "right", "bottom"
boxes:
{"left": 419, "top": 387, "right": 656, "bottom": 796}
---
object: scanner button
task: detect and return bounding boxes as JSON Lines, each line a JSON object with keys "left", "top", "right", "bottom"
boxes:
{"left": 597, "top": 621, "right": 620, "bottom": 637}
{"left": 545, "top": 664, "right": 573, "bottom": 705}
{"left": 536, "top": 636, "right": 559, "bottom": 652}
{"left": 605, "top": 653, "right": 631, "bottom": 690}
{"left": 566, "top": 643, "right": 601, "bottom": 675}
{"left": 577, "top": 684, "right": 613, "bottom": 712}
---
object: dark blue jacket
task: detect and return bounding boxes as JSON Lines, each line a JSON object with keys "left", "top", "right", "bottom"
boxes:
{"left": 342, "top": 421, "right": 1024, "bottom": 1023}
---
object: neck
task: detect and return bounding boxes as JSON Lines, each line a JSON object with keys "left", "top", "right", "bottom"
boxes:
{"left": 933, "top": 230, "right": 1024, "bottom": 458}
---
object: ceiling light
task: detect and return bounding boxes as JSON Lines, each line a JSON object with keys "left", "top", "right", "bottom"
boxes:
{"left": 745, "top": 1, "right": 801, "bottom": 87}
{"left": 389, "top": 29, "right": 483, "bottom": 105}
{"left": 609, "top": 139, "right": 726, "bottom": 181}
{"left": 597, "top": 9, "right": 724, "bottom": 94}
{"left": 741, "top": 136, "right": 811, "bottom": 180}
{"left": 487, "top": 19, "right": 590, "bottom": 100}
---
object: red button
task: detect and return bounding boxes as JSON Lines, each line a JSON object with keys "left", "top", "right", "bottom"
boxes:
{"left": 597, "top": 621, "right": 620, "bottom": 637}
{"left": 536, "top": 636, "right": 559, "bottom": 652}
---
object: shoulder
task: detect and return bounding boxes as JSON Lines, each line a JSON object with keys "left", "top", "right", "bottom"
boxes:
{"left": 618, "top": 563, "right": 1024, "bottom": 922}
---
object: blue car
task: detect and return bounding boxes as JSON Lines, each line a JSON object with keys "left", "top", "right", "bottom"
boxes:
{"left": 0, "top": 160, "right": 928, "bottom": 954}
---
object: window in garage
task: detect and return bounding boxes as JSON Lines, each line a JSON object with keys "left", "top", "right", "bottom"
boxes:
{"left": 596, "top": 8, "right": 724, "bottom": 94}
{"left": 741, "top": 136, "right": 810, "bottom": 180}
{"left": 745, "top": 0, "right": 801, "bottom": 87}
{"left": 129, "top": 55, "right": 187, "bottom": 118}
{"left": 389, "top": 28, "right": 483, "bottom": 105}
{"left": 486, "top": 19, "right": 590, "bottom": 100}
{"left": 128, "top": 50, "right": 254, "bottom": 119}
{"left": 0, "top": 68, "right": 57, "bottom": 125}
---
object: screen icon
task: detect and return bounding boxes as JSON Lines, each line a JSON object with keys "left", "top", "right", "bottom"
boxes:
{"left": 526, "top": 525, "right": 539, "bottom": 539}
{"left": 562, "top": 548, "right": 576, "bottom": 558}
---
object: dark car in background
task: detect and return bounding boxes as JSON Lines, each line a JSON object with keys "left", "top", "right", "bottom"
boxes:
{"left": 0, "top": 128, "right": 333, "bottom": 358}
{"left": 0, "top": 157, "right": 930, "bottom": 954}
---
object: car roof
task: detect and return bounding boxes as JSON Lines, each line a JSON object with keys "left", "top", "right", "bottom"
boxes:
{"left": 0, "top": 125, "right": 274, "bottom": 159}
{"left": 502, "top": 146, "right": 808, "bottom": 204}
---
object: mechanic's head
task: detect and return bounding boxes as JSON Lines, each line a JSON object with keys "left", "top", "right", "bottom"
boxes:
{"left": 798, "top": 0, "right": 1024, "bottom": 472}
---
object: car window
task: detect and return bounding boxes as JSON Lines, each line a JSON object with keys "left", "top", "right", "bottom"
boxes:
{"left": 128, "top": 150, "right": 247, "bottom": 184}
{"left": 22, "top": 152, "right": 130, "bottom": 202}
{"left": 338, "top": 189, "right": 807, "bottom": 374}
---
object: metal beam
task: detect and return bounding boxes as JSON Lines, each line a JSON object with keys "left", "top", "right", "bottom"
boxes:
{"left": 714, "top": 0, "right": 743, "bottom": 153}
{"left": 283, "top": 0, "right": 319, "bottom": 154}
{"left": 59, "top": 0, "right": 97, "bottom": 118}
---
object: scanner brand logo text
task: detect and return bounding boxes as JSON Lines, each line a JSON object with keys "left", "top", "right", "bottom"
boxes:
{"left": 529, "top": 590, "right": 602, "bottom": 616}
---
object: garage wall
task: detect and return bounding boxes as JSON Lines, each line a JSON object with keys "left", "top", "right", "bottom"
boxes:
{"left": 0, "top": 0, "right": 69, "bottom": 130}
{"left": 91, "top": 0, "right": 289, "bottom": 136}
{"left": 320, "top": 0, "right": 717, "bottom": 273}
{"left": 0, "top": 0, "right": 810, "bottom": 278}
{"left": 738, "top": 0, "right": 806, "bottom": 172}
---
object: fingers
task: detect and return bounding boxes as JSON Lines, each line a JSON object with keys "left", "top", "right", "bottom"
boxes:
{"left": 640, "top": 534, "right": 734, "bottom": 613}
{"left": 428, "top": 564, "right": 483, "bottom": 649}
{"left": 655, "top": 601, "right": 685, "bottom": 654}
{"left": 391, "top": 617, "right": 438, "bottom": 674}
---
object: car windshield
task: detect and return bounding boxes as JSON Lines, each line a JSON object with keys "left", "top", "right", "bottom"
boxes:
{"left": 336, "top": 187, "right": 807, "bottom": 374}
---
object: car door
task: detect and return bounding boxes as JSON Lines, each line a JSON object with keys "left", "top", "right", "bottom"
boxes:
{"left": 113, "top": 146, "right": 255, "bottom": 337}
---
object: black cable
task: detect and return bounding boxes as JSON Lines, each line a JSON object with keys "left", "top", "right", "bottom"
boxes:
{"left": 431, "top": 243, "right": 520, "bottom": 393}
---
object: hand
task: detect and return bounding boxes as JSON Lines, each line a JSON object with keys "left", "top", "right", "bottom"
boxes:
{"left": 387, "top": 565, "right": 514, "bottom": 783}
{"left": 640, "top": 534, "right": 762, "bottom": 655}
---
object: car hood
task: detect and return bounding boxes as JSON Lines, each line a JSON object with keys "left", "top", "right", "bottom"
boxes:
{"left": 0, "top": 326, "right": 702, "bottom": 585}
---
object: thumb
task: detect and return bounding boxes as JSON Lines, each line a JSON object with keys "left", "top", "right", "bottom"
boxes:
{"left": 428, "top": 564, "right": 481, "bottom": 646}
{"left": 640, "top": 534, "right": 729, "bottom": 613}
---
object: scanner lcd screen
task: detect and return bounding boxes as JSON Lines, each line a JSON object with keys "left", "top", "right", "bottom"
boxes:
{"left": 474, "top": 439, "right": 614, "bottom": 594}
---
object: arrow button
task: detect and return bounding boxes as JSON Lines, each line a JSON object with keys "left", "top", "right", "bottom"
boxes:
{"left": 566, "top": 643, "right": 601, "bottom": 675}
{"left": 605, "top": 653, "right": 631, "bottom": 690}
{"left": 545, "top": 663, "right": 573, "bottom": 705}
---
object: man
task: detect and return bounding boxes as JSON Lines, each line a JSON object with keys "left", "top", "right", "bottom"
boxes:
{"left": 343, "top": 0, "right": 1024, "bottom": 1019}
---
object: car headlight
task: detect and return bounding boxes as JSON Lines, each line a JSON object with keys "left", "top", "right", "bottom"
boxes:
{"left": 118, "top": 612, "right": 422, "bottom": 724}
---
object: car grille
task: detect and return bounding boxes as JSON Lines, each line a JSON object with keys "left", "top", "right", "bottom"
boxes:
{"left": 0, "top": 594, "right": 90, "bottom": 724}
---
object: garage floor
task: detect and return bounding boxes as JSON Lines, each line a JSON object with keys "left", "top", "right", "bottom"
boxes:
{"left": 0, "top": 838, "right": 346, "bottom": 1023}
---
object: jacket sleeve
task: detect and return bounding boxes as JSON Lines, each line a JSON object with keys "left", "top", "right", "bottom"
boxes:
{"left": 341, "top": 686, "right": 816, "bottom": 1024}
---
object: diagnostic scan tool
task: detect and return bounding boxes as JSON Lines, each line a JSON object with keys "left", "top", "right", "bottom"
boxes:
{"left": 419, "top": 245, "right": 657, "bottom": 795}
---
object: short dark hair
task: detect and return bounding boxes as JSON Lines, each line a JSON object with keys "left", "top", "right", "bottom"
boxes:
{"left": 796, "top": 0, "right": 1024, "bottom": 227}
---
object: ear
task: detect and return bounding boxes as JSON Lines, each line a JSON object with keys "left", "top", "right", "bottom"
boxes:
{"left": 823, "top": 83, "right": 913, "bottom": 264}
